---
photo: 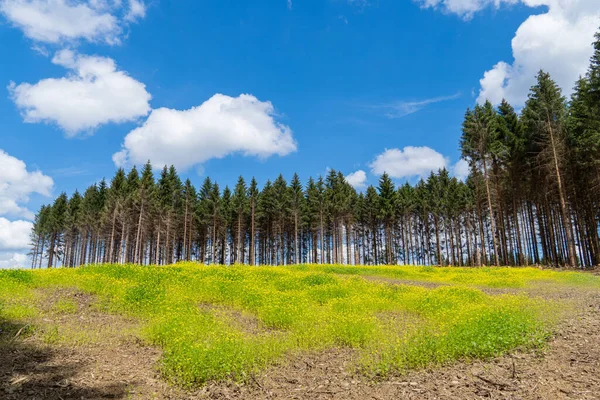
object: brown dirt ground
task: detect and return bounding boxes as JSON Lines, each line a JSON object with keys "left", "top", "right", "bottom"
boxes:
{"left": 1, "top": 282, "right": 599, "bottom": 400}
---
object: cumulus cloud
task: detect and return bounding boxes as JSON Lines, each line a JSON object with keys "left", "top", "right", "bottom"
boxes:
{"left": 369, "top": 146, "right": 448, "bottom": 179}
{"left": 113, "top": 93, "right": 297, "bottom": 170}
{"left": 0, "top": 0, "right": 146, "bottom": 44}
{"left": 452, "top": 158, "right": 470, "bottom": 181}
{"left": 0, "top": 150, "right": 52, "bottom": 269}
{"left": 9, "top": 49, "right": 151, "bottom": 136}
{"left": 345, "top": 170, "right": 367, "bottom": 190}
{"left": 0, "top": 252, "right": 28, "bottom": 269}
{"left": 417, "top": 0, "right": 599, "bottom": 105}
{"left": 369, "top": 147, "right": 472, "bottom": 181}
{"left": 0, "top": 149, "right": 53, "bottom": 219}
{"left": 478, "top": 0, "right": 599, "bottom": 105}
{"left": 0, "top": 218, "right": 33, "bottom": 251}
{"left": 0, "top": 218, "right": 32, "bottom": 268}
{"left": 125, "top": 0, "right": 145, "bottom": 22}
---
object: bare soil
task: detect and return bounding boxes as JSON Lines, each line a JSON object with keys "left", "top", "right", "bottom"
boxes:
{"left": 0, "top": 288, "right": 166, "bottom": 400}
{"left": 1, "top": 284, "right": 598, "bottom": 400}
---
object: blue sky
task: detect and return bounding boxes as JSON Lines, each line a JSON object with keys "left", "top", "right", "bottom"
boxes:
{"left": 0, "top": 0, "right": 598, "bottom": 267}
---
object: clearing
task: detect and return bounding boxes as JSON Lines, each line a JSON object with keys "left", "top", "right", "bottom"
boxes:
{"left": 0, "top": 264, "right": 598, "bottom": 399}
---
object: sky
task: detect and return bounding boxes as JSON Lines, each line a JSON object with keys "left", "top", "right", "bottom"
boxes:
{"left": 0, "top": 0, "right": 598, "bottom": 268}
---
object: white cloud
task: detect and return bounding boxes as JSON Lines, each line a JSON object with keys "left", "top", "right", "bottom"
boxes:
{"left": 477, "top": 0, "right": 599, "bottom": 105}
{"left": 369, "top": 146, "right": 448, "bottom": 179}
{"left": 416, "top": 0, "right": 518, "bottom": 19}
{"left": 0, "top": 0, "right": 147, "bottom": 45}
{"left": 0, "top": 150, "right": 52, "bottom": 269}
{"left": 452, "top": 158, "right": 470, "bottom": 181}
{"left": 125, "top": 0, "right": 145, "bottom": 22}
{"left": 0, "top": 218, "right": 32, "bottom": 251}
{"left": 9, "top": 50, "right": 151, "bottom": 136}
{"left": 417, "top": 0, "right": 599, "bottom": 106}
{"left": 113, "top": 93, "right": 297, "bottom": 170}
{"left": 374, "top": 92, "right": 461, "bottom": 118}
{"left": 345, "top": 170, "right": 367, "bottom": 190}
{"left": 287, "top": 0, "right": 292, "bottom": 10}
{"left": 0, "top": 149, "right": 53, "bottom": 219}
{"left": 0, "top": 252, "right": 28, "bottom": 269}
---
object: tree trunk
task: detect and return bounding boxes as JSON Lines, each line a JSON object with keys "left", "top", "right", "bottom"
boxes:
{"left": 250, "top": 202, "right": 256, "bottom": 265}
{"left": 237, "top": 212, "right": 242, "bottom": 264}
{"left": 294, "top": 212, "right": 299, "bottom": 264}
{"left": 134, "top": 201, "right": 144, "bottom": 265}
{"left": 155, "top": 219, "right": 161, "bottom": 265}
{"left": 183, "top": 200, "right": 189, "bottom": 262}
{"left": 319, "top": 213, "right": 324, "bottom": 264}
{"left": 47, "top": 233, "right": 56, "bottom": 268}
{"left": 482, "top": 158, "right": 500, "bottom": 265}
{"left": 546, "top": 116, "right": 577, "bottom": 267}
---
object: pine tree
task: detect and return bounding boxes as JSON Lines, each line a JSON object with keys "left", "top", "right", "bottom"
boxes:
{"left": 232, "top": 176, "right": 248, "bottom": 264}
{"left": 522, "top": 71, "right": 577, "bottom": 267}
{"left": 209, "top": 182, "right": 221, "bottom": 264}
{"left": 289, "top": 173, "right": 304, "bottom": 264}
{"left": 64, "top": 190, "right": 82, "bottom": 267}
{"left": 221, "top": 186, "right": 232, "bottom": 264}
{"left": 364, "top": 186, "right": 379, "bottom": 265}
{"left": 196, "top": 177, "right": 213, "bottom": 263}
{"left": 47, "top": 193, "right": 68, "bottom": 268}
{"left": 106, "top": 169, "right": 126, "bottom": 264}
{"left": 135, "top": 162, "right": 156, "bottom": 264}
{"left": 182, "top": 179, "right": 197, "bottom": 262}
{"left": 377, "top": 173, "right": 396, "bottom": 264}
{"left": 273, "top": 175, "right": 290, "bottom": 264}
{"left": 461, "top": 101, "right": 501, "bottom": 265}
{"left": 248, "top": 178, "right": 259, "bottom": 265}
{"left": 258, "top": 180, "right": 275, "bottom": 264}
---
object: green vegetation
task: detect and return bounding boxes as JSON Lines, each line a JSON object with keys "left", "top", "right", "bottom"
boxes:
{"left": 51, "top": 298, "right": 78, "bottom": 314}
{"left": 315, "top": 264, "right": 600, "bottom": 289}
{"left": 3, "top": 264, "right": 594, "bottom": 387}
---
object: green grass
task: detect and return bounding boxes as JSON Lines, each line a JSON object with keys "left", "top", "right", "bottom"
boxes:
{"left": 51, "top": 298, "right": 78, "bottom": 314}
{"left": 313, "top": 264, "right": 600, "bottom": 289}
{"left": 1, "top": 263, "right": 595, "bottom": 386}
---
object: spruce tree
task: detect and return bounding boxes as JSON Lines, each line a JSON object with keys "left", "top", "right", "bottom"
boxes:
{"left": 377, "top": 172, "right": 396, "bottom": 264}
{"left": 522, "top": 71, "right": 577, "bottom": 267}
{"left": 289, "top": 173, "right": 304, "bottom": 264}
{"left": 232, "top": 176, "right": 248, "bottom": 263}
{"left": 248, "top": 178, "right": 259, "bottom": 265}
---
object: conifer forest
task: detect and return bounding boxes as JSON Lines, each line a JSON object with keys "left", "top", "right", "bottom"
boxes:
{"left": 29, "top": 32, "right": 600, "bottom": 269}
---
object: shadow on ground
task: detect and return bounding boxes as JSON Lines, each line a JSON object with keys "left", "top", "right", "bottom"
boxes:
{"left": 0, "top": 320, "right": 130, "bottom": 400}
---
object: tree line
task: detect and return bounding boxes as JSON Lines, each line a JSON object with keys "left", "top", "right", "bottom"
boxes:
{"left": 29, "top": 30, "right": 600, "bottom": 269}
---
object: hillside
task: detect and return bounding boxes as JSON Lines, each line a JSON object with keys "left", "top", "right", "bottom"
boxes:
{"left": 1, "top": 264, "right": 599, "bottom": 399}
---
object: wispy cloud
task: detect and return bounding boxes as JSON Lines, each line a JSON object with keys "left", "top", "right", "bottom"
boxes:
{"left": 376, "top": 92, "right": 462, "bottom": 118}
{"left": 50, "top": 166, "right": 91, "bottom": 177}
{"left": 338, "top": 15, "right": 349, "bottom": 24}
{"left": 287, "top": 0, "right": 292, "bottom": 10}
{"left": 346, "top": 0, "right": 370, "bottom": 7}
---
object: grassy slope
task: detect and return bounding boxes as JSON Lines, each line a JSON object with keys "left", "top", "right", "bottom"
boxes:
{"left": 308, "top": 264, "right": 600, "bottom": 288}
{"left": 1, "top": 264, "right": 597, "bottom": 387}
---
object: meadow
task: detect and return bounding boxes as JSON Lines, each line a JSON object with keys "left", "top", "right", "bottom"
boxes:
{"left": 1, "top": 264, "right": 598, "bottom": 388}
